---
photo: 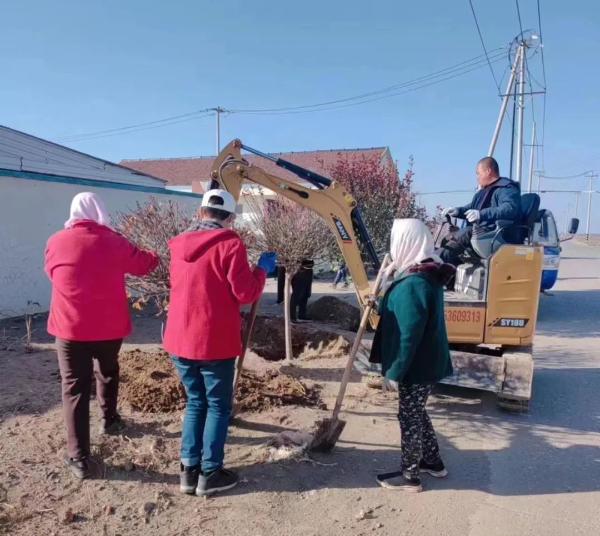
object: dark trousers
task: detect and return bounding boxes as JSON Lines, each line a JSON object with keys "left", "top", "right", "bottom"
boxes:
{"left": 276, "top": 266, "right": 286, "bottom": 304}
{"left": 398, "top": 383, "right": 442, "bottom": 478}
{"left": 438, "top": 227, "right": 473, "bottom": 267}
{"left": 290, "top": 271, "right": 312, "bottom": 321}
{"left": 56, "top": 338, "right": 122, "bottom": 459}
{"left": 290, "top": 291, "right": 309, "bottom": 321}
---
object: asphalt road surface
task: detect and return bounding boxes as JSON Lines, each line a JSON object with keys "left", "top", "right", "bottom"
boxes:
{"left": 260, "top": 240, "right": 600, "bottom": 535}
{"left": 437, "top": 239, "right": 600, "bottom": 535}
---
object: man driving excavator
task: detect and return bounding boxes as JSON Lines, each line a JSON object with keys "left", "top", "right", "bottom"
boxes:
{"left": 438, "top": 156, "right": 521, "bottom": 267}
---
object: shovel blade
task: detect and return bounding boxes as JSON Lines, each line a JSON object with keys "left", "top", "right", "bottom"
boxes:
{"left": 309, "top": 417, "right": 347, "bottom": 452}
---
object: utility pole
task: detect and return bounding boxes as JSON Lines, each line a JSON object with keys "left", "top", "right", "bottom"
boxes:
{"left": 210, "top": 107, "right": 226, "bottom": 154}
{"left": 527, "top": 122, "right": 536, "bottom": 193}
{"left": 489, "top": 46, "right": 521, "bottom": 157}
{"left": 515, "top": 40, "right": 526, "bottom": 183}
{"left": 586, "top": 171, "right": 597, "bottom": 242}
{"left": 575, "top": 192, "right": 579, "bottom": 217}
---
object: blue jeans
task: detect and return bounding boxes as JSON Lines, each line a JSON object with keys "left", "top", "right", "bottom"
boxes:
{"left": 171, "top": 356, "right": 235, "bottom": 472}
{"left": 333, "top": 267, "right": 348, "bottom": 285}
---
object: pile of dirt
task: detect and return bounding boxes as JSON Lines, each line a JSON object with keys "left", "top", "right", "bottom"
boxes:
{"left": 236, "top": 370, "right": 320, "bottom": 413}
{"left": 244, "top": 314, "right": 351, "bottom": 361}
{"left": 307, "top": 296, "right": 361, "bottom": 332}
{"left": 119, "top": 349, "right": 320, "bottom": 414}
{"left": 119, "top": 349, "right": 186, "bottom": 413}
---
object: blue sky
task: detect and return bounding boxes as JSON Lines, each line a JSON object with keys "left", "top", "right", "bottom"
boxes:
{"left": 2, "top": 0, "right": 599, "bottom": 231}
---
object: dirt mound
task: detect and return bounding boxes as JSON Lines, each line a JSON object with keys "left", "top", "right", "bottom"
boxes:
{"left": 307, "top": 296, "right": 361, "bottom": 332}
{"left": 119, "top": 349, "right": 186, "bottom": 413}
{"left": 244, "top": 314, "right": 351, "bottom": 361}
{"left": 119, "top": 349, "right": 320, "bottom": 414}
{"left": 237, "top": 370, "right": 320, "bottom": 412}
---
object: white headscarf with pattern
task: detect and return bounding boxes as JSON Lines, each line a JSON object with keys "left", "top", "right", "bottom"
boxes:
{"left": 381, "top": 218, "right": 441, "bottom": 292}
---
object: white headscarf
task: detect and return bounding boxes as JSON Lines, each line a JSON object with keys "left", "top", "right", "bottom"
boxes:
{"left": 65, "top": 192, "right": 111, "bottom": 229}
{"left": 381, "top": 219, "right": 441, "bottom": 291}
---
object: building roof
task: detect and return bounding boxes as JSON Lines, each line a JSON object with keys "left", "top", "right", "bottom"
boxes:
{"left": 0, "top": 125, "right": 166, "bottom": 187}
{"left": 120, "top": 147, "right": 390, "bottom": 192}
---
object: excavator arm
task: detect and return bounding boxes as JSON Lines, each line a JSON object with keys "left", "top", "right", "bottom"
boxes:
{"left": 209, "top": 139, "right": 381, "bottom": 312}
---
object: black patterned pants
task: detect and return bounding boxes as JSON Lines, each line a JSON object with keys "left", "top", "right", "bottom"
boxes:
{"left": 398, "top": 383, "right": 441, "bottom": 478}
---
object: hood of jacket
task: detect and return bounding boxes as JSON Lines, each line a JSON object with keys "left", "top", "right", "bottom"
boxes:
{"left": 488, "top": 176, "right": 520, "bottom": 191}
{"left": 168, "top": 227, "right": 238, "bottom": 263}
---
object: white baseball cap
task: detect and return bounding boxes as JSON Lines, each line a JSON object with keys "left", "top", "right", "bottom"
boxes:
{"left": 201, "top": 189, "right": 236, "bottom": 214}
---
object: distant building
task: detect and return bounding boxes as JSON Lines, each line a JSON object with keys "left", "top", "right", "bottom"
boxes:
{"left": 120, "top": 147, "right": 393, "bottom": 221}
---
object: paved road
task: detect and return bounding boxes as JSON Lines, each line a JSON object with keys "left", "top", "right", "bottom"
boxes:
{"left": 440, "top": 240, "right": 600, "bottom": 535}
{"left": 254, "top": 243, "right": 600, "bottom": 535}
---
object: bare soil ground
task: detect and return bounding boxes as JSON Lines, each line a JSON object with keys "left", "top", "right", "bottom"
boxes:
{"left": 0, "top": 311, "right": 392, "bottom": 536}
{"left": 3, "top": 248, "right": 598, "bottom": 535}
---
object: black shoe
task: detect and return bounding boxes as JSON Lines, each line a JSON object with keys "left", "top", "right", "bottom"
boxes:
{"left": 100, "top": 414, "right": 125, "bottom": 435}
{"left": 196, "top": 467, "right": 239, "bottom": 496}
{"left": 180, "top": 464, "right": 200, "bottom": 494}
{"left": 419, "top": 459, "right": 448, "bottom": 478}
{"left": 376, "top": 470, "right": 422, "bottom": 493}
{"left": 63, "top": 453, "right": 92, "bottom": 480}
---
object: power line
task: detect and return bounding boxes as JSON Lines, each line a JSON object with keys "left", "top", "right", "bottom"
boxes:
{"left": 524, "top": 50, "right": 546, "bottom": 90}
{"left": 418, "top": 189, "right": 475, "bottom": 196}
{"left": 232, "top": 55, "right": 506, "bottom": 116}
{"left": 59, "top": 112, "right": 214, "bottom": 143}
{"left": 537, "top": 0, "right": 548, "bottom": 171}
{"left": 57, "top": 47, "right": 507, "bottom": 140}
{"left": 56, "top": 109, "right": 212, "bottom": 142}
{"left": 541, "top": 171, "right": 592, "bottom": 180}
{"left": 515, "top": 0, "right": 525, "bottom": 36}
{"left": 467, "top": 0, "right": 501, "bottom": 93}
{"left": 230, "top": 49, "right": 506, "bottom": 114}
{"left": 536, "top": 0, "right": 548, "bottom": 88}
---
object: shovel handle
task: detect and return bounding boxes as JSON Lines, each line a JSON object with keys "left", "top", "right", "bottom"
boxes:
{"left": 331, "top": 254, "right": 391, "bottom": 421}
{"left": 232, "top": 299, "right": 260, "bottom": 400}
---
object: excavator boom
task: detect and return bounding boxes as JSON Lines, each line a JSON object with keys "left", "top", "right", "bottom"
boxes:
{"left": 210, "top": 139, "right": 380, "bottom": 311}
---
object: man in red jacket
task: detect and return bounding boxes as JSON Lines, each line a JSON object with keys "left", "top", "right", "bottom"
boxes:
{"left": 45, "top": 192, "right": 159, "bottom": 479}
{"left": 163, "top": 189, "right": 272, "bottom": 496}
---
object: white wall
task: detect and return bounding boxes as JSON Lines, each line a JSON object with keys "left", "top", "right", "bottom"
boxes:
{"left": 0, "top": 175, "right": 200, "bottom": 317}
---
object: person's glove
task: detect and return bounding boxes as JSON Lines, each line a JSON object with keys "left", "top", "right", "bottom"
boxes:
{"left": 465, "top": 209, "right": 481, "bottom": 223}
{"left": 256, "top": 252, "right": 277, "bottom": 274}
{"left": 442, "top": 207, "right": 459, "bottom": 218}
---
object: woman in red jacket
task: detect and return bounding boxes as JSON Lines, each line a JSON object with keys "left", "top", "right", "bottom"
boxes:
{"left": 45, "top": 192, "right": 158, "bottom": 479}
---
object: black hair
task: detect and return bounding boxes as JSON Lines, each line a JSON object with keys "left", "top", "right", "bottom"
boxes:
{"left": 204, "top": 194, "right": 232, "bottom": 221}
{"left": 478, "top": 156, "right": 500, "bottom": 176}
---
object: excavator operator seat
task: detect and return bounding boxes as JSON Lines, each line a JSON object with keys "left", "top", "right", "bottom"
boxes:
{"left": 470, "top": 193, "right": 541, "bottom": 259}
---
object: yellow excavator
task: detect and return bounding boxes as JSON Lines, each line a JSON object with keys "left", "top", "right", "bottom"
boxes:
{"left": 210, "top": 139, "right": 543, "bottom": 411}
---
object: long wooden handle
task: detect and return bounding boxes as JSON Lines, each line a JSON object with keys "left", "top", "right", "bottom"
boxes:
{"left": 232, "top": 299, "right": 260, "bottom": 399}
{"left": 331, "top": 254, "right": 391, "bottom": 420}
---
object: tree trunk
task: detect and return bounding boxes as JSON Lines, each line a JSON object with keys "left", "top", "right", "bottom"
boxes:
{"left": 284, "top": 271, "right": 293, "bottom": 361}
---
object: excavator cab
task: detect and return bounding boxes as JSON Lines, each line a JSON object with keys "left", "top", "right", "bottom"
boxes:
{"left": 211, "top": 140, "right": 542, "bottom": 411}
{"left": 439, "top": 193, "right": 544, "bottom": 410}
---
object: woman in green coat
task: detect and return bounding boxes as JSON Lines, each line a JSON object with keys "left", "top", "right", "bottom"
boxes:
{"left": 370, "top": 219, "right": 455, "bottom": 493}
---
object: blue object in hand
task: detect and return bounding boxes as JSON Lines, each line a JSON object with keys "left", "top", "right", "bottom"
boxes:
{"left": 257, "top": 252, "right": 277, "bottom": 275}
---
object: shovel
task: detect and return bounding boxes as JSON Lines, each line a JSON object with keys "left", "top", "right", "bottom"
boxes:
{"left": 310, "top": 254, "right": 391, "bottom": 452}
{"left": 230, "top": 299, "right": 260, "bottom": 418}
